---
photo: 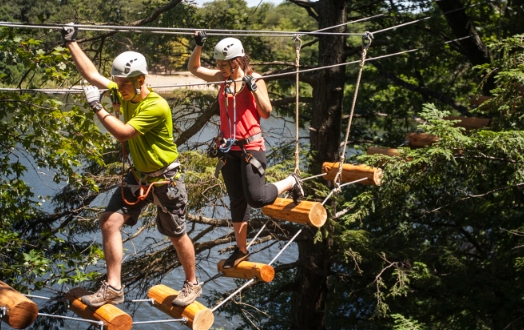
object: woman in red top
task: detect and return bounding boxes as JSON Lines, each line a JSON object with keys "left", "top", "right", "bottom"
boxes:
{"left": 188, "top": 31, "right": 304, "bottom": 268}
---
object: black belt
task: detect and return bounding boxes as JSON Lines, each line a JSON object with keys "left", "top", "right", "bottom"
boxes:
{"left": 213, "top": 133, "right": 265, "bottom": 178}
{"left": 233, "top": 132, "right": 265, "bottom": 176}
{"left": 234, "top": 132, "right": 263, "bottom": 147}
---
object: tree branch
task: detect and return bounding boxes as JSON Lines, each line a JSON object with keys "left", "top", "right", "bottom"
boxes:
{"left": 175, "top": 100, "right": 219, "bottom": 146}
{"left": 371, "top": 61, "right": 470, "bottom": 115}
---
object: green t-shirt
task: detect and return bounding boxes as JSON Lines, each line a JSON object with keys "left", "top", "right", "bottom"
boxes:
{"left": 107, "top": 82, "right": 178, "bottom": 173}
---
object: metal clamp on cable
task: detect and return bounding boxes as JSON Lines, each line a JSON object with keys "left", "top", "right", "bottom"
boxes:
{"left": 218, "top": 138, "right": 236, "bottom": 154}
{"left": 362, "top": 31, "right": 374, "bottom": 49}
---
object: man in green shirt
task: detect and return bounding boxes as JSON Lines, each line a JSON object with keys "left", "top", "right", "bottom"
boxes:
{"left": 62, "top": 24, "right": 201, "bottom": 307}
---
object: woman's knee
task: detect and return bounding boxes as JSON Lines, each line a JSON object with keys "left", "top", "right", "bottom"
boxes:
{"left": 245, "top": 194, "right": 267, "bottom": 208}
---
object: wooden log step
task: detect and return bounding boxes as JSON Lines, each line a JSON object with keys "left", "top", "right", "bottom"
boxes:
{"left": 469, "top": 95, "right": 492, "bottom": 107}
{"left": 444, "top": 116, "right": 491, "bottom": 130}
{"left": 147, "top": 284, "right": 214, "bottom": 330}
{"left": 366, "top": 147, "right": 400, "bottom": 157}
{"left": 0, "top": 280, "right": 38, "bottom": 329}
{"left": 217, "top": 260, "right": 275, "bottom": 283}
{"left": 66, "top": 287, "right": 132, "bottom": 330}
{"left": 321, "top": 162, "right": 382, "bottom": 186}
{"left": 405, "top": 132, "right": 439, "bottom": 148}
{"left": 262, "top": 198, "right": 327, "bottom": 227}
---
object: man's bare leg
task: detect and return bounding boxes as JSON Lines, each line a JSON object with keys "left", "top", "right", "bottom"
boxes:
{"left": 170, "top": 234, "right": 197, "bottom": 283}
{"left": 100, "top": 211, "right": 126, "bottom": 290}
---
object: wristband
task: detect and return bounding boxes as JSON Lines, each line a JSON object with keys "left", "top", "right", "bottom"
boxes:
{"left": 89, "top": 101, "right": 104, "bottom": 113}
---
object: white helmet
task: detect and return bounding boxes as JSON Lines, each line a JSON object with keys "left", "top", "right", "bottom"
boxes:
{"left": 111, "top": 51, "right": 148, "bottom": 78}
{"left": 213, "top": 38, "right": 244, "bottom": 60}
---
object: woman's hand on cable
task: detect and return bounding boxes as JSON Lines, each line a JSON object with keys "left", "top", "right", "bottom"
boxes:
{"left": 194, "top": 31, "right": 207, "bottom": 47}
{"left": 243, "top": 75, "right": 258, "bottom": 92}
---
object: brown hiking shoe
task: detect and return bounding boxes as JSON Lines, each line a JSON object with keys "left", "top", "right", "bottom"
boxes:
{"left": 81, "top": 281, "right": 124, "bottom": 308}
{"left": 172, "top": 280, "right": 202, "bottom": 306}
{"left": 223, "top": 247, "right": 250, "bottom": 269}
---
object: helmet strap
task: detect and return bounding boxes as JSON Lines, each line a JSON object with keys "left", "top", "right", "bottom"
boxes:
{"left": 132, "top": 77, "right": 142, "bottom": 97}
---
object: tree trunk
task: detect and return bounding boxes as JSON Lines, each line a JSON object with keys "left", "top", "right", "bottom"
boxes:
{"left": 290, "top": 1, "right": 347, "bottom": 329}
{"left": 290, "top": 230, "right": 331, "bottom": 330}
{"left": 309, "top": 0, "right": 348, "bottom": 173}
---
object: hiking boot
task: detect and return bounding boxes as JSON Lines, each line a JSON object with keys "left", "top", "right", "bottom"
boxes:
{"left": 172, "top": 280, "right": 202, "bottom": 306}
{"left": 223, "top": 247, "right": 250, "bottom": 269}
{"left": 81, "top": 281, "right": 124, "bottom": 308}
{"left": 290, "top": 173, "right": 304, "bottom": 204}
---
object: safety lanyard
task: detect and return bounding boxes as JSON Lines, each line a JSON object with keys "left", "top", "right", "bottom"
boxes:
{"left": 219, "top": 79, "right": 237, "bottom": 153}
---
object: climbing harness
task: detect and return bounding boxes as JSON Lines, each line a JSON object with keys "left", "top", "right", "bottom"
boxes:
{"left": 211, "top": 78, "right": 265, "bottom": 178}
{"left": 236, "top": 132, "right": 265, "bottom": 176}
{"left": 219, "top": 81, "right": 237, "bottom": 154}
{"left": 120, "top": 143, "right": 180, "bottom": 207}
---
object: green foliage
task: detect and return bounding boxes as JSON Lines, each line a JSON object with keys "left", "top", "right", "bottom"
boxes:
{"left": 391, "top": 313, "right": 426, "bottom": 330}
{"left": 0, "top": 30, "right": 112, "bottom": 295}
{"left": 330, "top": 102, "right": 524, "bottom": 328}
{"left": 474, "top": 34, "right": 524, "bottom": 130}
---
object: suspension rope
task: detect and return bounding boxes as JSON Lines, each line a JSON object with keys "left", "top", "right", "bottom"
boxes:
{"left": 302, "top": 172, "right": 328, "bottom": 182}
{"left": 0, "top": 0, "right": 492, "bottom": 39}
{"left": 371, "top": 0, "right": 491, "bottom": 35}
{"left": 0, "top": 21, "right": 364, "bottom": 37}
{"left": 246, "top": 219, "right": 270, "bottom": 250}
{"left": 129, "top": 298, "right": 155, "bottom": 303}
{"left": 202, "top": 272, "right": 224, "bottom": 286}
{"left": 333, "top": 32, "right": 373, "bottom": 188}
{"left": 211, "top": 278, "right": 255, "bottom": 312}
{"left": 268, "top": 226, "right": 303, "bottom": 266}
{"left": 321, "top": 177, "right": 368, "bottom": 205}
{"left": 38, "top": 313, "right": 104, "bottom": 330}
{"left": 0, "top": 34, "right": 473, "bottom": 95}
{"left": 133, "top": 317, "right": 187, "bottom": 325}
{"left": 313, "top": 13, "right": 385, "bottom": 33}
{"left": 209, "top": 223, "right": 305, "bottom": 313}
{"left": 293, "top": 34, "right": 302, "bottom": 175}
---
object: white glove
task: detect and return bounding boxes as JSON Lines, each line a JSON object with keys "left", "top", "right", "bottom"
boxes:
{"left": 84, "top": 86, "right": 103, "bottom": 113}
{"left": 84, "top": 86, "right": 100, "bottom": 104}
{"left": 61, "top": 22, "right": 78, "bottom": 43}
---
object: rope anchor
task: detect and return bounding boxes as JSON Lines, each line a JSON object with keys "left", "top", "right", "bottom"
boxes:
{"left": 362, "top": 31, "right": 374, "bottom": 49}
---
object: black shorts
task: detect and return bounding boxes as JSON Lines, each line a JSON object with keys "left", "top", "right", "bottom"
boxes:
{"left": 221, "top": 149, "right": 278, "bottom": 223}
{"left": 105, "top": 170, "right": 187, "bottom": 237}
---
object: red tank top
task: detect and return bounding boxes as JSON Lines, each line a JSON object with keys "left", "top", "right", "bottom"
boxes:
{"left": 218, "top": 83, "right": 265, "bottom": 151}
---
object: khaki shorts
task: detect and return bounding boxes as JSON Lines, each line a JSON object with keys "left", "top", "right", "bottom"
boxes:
{"left": 105, "top": 170, "right": 187, "bottom": 237}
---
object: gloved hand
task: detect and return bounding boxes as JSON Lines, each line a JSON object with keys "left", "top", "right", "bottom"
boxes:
{"left": 242, "top": 75, "right": 258, "bottom": 92}
{"left": 194, "top": 31, "right": 207, "bottom": 47}
{"left": 109, "top": 87, "right": 120, "bottom": 105}
{"left": 84, "top": 86, "right": 103, "bottom": 112}
{"left": 61, "top": 23, "right": 78, "bottom": 43}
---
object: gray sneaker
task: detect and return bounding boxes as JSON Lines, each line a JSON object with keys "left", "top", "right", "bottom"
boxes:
{"left": 172, "top": 280, "right": 202, "bottom": 306}
{"left": 81, "top": 281, "right": 124, "bottom": 308}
